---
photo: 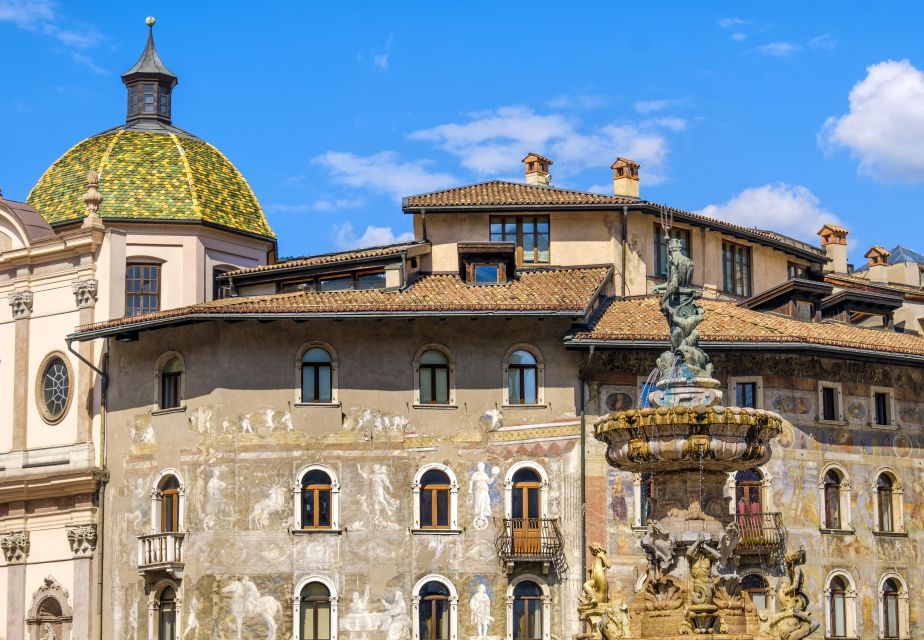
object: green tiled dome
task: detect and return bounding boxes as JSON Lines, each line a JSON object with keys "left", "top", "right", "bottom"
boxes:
{"left": 27, "top": 127, "right": 274, "bottom": 238}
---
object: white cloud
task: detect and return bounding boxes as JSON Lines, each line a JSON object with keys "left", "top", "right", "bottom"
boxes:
{"left": 331, "top": 222, "right": 414, "bottom": 250}
{"left": 809, "top": 34, "right": 836, "bottom": 50}
{"left": 409, "top": 106, "right": 678, "bottom": 184}
{"left": 730, "top": 32, "right": 748, "bottom": 42}
{"left": 754, "top": 41, "right": 802, "bottom": 57}
{"left": 633, "top": 98, "right": 685, "bottom": 114}
{"left": 718, "top": 17, "right": 749, "bottom": 29}
{"left": 547, "top": 93, "right": 608, "bottom": 110}
{"left": 268, "top": 198, "right": 365, "bottom": 214}
{"left": 313, "top": 151, "right": 459, "bottom": 200}
{"left": 698, "top": 183, "right": 838, "bottom": 242}
{"left": 819, "top": 59, "right": 924, "bottom": 183}
{"left": 0, "top": 0, "right": 105, "bottom": 70}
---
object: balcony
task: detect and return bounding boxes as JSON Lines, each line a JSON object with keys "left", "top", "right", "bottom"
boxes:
{"left": 736, "top": 512, "right": 786, "bottom": 556}
{"left": 495, "top": 518, "right": 567, "bottom": 575}
{"left": 137, "top": 532, "right": 185, "bottom": 577}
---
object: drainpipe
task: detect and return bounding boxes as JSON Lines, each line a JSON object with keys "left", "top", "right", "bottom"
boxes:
{"left": 621, "top": 206, "right": 628, "bottom": 297}
{"left": 578, "top": 345, "right": 596, "bottom": 585}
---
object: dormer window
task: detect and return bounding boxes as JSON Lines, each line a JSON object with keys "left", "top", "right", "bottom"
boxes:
{"left": 472, "top": 263, "right": 502, "bottom": 284}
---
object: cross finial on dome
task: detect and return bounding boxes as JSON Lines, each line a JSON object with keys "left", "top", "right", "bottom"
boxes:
{"left": 122, "top": 17, "right": 178, "bottom": 125}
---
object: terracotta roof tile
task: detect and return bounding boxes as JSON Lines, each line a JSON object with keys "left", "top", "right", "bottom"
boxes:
{"left": 571, "top": 296, "right": 924, "bottom": 357}
{"left": 825, "top": 274, "right": 924, "bottom": 301}
{"left": 224, "top": 241, "right": 426, "bottom": 277}
{"left": 75, "top": 266, "right": 611, "bottom": 334}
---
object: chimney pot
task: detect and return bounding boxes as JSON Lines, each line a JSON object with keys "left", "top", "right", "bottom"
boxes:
{"left": 522, "top": 152, "right": 552, "bottom": 186}
{"left": 611, "top": 157, "right": 640, "bottom": 198}
{"left": 817, "top": 224, "right": 848, "bottom": 273}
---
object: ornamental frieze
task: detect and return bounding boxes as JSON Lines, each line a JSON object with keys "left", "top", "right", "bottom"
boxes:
{"left": 0, "top": 530, "right": 30, "bottom": 563}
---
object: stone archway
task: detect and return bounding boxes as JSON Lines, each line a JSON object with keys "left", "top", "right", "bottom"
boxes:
{"left": 26, "top": 576, "right": 73, "bottom": 640}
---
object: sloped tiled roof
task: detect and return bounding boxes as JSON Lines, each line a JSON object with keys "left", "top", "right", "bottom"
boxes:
{"left": 402, "top": 180, "right": 824, "bottom": 260}
{"left": 569, "top": 296, "right": 924, "bottom": 358}
{"left": 825, "top": 274, "right": 924, "bottom": 302}
{"left": 73, "top": 266, "right": 611, "bottom": 336}
{"left": 0, "top": 198, "right": 57, "bottom": 243}
{"left": 853, "top": 245, "right": 924, "bottom": 274}
{"left": 224, "top": 241, "right": 427, "bottom": 277}
{"left": 27, "top": 127, "right": 274, "bottom": 238}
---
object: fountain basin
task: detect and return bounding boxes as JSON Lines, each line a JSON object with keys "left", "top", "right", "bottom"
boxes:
{"left": 594, "top": 405, "right": 783, "bottom": 474}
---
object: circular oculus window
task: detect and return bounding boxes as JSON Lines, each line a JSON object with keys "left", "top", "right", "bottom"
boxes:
{"left": 37, "top": 354, "right": 72, "bottom": 423}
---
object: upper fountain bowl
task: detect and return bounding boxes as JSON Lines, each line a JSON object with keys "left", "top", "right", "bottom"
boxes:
{"left": 594, "top": 404, "right": 783, "bottom": 473}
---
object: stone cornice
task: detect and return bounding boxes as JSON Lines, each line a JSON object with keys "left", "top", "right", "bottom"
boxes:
{"left": 0, "top": 467, "right": 107, "bottom": 503}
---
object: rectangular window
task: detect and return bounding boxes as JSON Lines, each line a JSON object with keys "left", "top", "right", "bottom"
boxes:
{"left": 822, "top": 387, "right": 837, "bottom": 421}
{"left": 161, "top": 372, "right": 181, "bottom": 410}
{"left": 788, "top": 262, "right": 809, "bottom": 280}
{"left": 490, "top": 215, "right": 550, "bottom": 265}
{"left": 722, "top": 242, "right": 752, "bottom": 296}
{"left": 126, "top": 263, "right": 161, "bottom": 316}
{"left": 736, "top": 382, "right": 757, "bottom": 408}
{"left": 357, "top": 271, "right": 386, "bottom": 290}
{"left": 654, "top": 224, "right": 691, "bottom": 277}
{"left": 319, "top": 275, "right": 353, "bottom": 291}
{"left": 473, "top": 264, "right": 501, "bottom": 284}
{"left": 213, "top": 268, "right": 231, "bottom": 300}
{"left": 874, "top": 392, "right": 890, "bottom": 425}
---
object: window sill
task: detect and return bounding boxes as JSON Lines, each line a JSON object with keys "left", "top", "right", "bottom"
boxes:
{"left": 152, "top": 406, "right": 186, "bottom": 416}
{"left": 870, "top": 422, "right": 899, "bottom": 431}
{"left": 873, "top": 530, "right": 908, "bottom": 538}
{"left": 413, "top": 403, "right": 458, "bottom": 410}
{"left": 816, "top": 418, "right": 846, "bottom": 426}
{"left": 294, "top": 402, "right": 341, "bottom": 408}
{"left": 410, "top": 528, "right": 463, "bottom": 536}
{"left": 819, "top": 527, "right": 855, "bottom": 536}
{"left": 290, "top": 528, "right": 342, "bottom": 536}
{"left": 502, "top": 404, "right": 547, "bottom": 410}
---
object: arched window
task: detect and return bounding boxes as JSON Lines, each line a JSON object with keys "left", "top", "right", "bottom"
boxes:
{"left": 419, "top": 350, "right": 450, "bottom": 405}
{"left": 294, "top": 465, "right": 340, "bottom": 531}
{"left": 302, "top": 347, "right": 333, "bottom": 403}
{"left": 824, "top": 469, "right": 842, "bottom": 529}
{"left": 512, "top": 581, "right": 542, "bottom": 639}
{"left": 26, "top": 576, "right": 73, "bottom": 640}
{"left": 504, "top": 464, "right": 549, "bottom": 555}
{"left": 735, "top": 469, "right": 764, "bottom": 539}
{"left": 160, "top": 356, "right": 183, "bottom": 410}
{"left": 293, "top": 576, "right": 338, "bottom": 640}
{"left": 412, "top": 577, "right": 458, "bottom": 640}
{"left": 741, "top": 574, "right": 769, "bottom": 610}
{"left": 878, "top": 574, "right": 909, "bottom": 640}
{"left": 413, "top": 465, "right": 459, "bottom": 531}
{"left": 151, "top": 470, "right": 185, "bottom": 533}
{"left": 506, "top": 349, "right": 539, "bottom": 405}
{"left": 302, "top": 470, "right": 333, "bottom": 530}
{"left": 159, "top": 586, "right": 177, "bottom": 640}
{"left": 877, "top": 473, "right": 896, "bottom": 532}
{"left": 824, "top": 572, "right": 856, "bottom": 639}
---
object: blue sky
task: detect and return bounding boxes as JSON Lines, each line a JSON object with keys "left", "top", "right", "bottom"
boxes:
{"left": 2, "top": 2, "right": 923, "bottom": 264}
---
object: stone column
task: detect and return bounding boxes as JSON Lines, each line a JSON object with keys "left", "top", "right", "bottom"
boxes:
{"left": 72, "top": 280, "right": 99, "bottom": 443}
{"left": 1, "top": 530, "right": 30, "bottom": 640}
{"left": 9, "top": 291, "right": 32, "bottom": 450}
{"left": 67, "top": 524, "right": 98, "bottom": 639}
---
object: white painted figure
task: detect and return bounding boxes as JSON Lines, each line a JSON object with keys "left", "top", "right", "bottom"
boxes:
{"left": 204, "top": 467, "right": 229, "bottom": 530}
{"left": 470, "top": 583, "right": 493, "bottom": 638}
{"left": 184, "top": 594, "right": 199, "bottom": 637}
{"left": 381, "top": 590, "right": 411, "bottom": 640}
{"left": 240, "top": 415, "right": 254, "bottom": 434}
{"left": 222, "top": 576, "right": 280, "bottom": 640}
{"left": 280, "top": 411, "right": 294, "bottom": 432}
{"left": 249, "top": 484, "right": 286, "bottom": 530}
{"left": 40, "top": 622, "right": 56, "bottom": 640}
{"left": 470, "top": 462, "right": 501, "bottom": 529}
{"left": 359, "top": 464, "right": 400, "bottom": 528}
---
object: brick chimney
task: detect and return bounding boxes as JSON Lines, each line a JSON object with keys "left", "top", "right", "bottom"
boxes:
{"left": 864, "top": 245, "right": 891, "bottom": 282}
{"left": 611, "top": 157, "right": 640, "bottom": 198}
{"left": 522, "top": 153, "right": 552, "bottom": 186}
{"left": 817, "top": 224, "right": 848, "bottom": 274}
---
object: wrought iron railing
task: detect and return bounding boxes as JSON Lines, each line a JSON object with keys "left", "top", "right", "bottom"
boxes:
{"left": 736, "top": 512, "right": 786, "bottom": 555}
{"left": 137, "top": 532, "right": 185, "bottom": 575}
{"left": 495, "top": 518, "right": 567, "bottom": 575}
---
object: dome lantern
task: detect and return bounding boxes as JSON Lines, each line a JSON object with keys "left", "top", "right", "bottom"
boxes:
{"left": 121, "top": 17, "right": 178, "bottom": 125}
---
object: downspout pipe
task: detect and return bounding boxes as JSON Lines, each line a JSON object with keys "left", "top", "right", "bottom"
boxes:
{"left": 578, "top": 344, "right": 596, "bottom": 585}
{"left": 621, "top": 205, "right": 628, "bottom": 297}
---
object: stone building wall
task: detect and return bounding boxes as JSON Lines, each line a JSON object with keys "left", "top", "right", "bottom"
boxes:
{"left": 585, "top": 351, "right": 924, "bottom": 639}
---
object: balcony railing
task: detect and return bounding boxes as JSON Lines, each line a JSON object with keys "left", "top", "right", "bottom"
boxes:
{"left": 137, "top": 532, "right": 185, "bottom": 577}
{"left": 736, "top": 512, "right": 786, "bottom": 555}
{"left": 495, "top": 517, "right": 567, "bottom": 575}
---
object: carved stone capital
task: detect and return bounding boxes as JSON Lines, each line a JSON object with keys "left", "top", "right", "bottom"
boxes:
{"left": 66, "top": 524, "right": 98, "bottom": 558}
{"left": 72, "top": 279, "right": 98, "bottom": 309}
{"left": 9, "top": 291, "right": 33, "bottom": 319}
{"left": 0, "top": 530, "right": 30, "bottom": 563}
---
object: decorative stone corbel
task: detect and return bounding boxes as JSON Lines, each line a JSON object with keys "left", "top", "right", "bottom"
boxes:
{"left": 66, "top": 524, "right": 98, "bottom": 558}
{"left": 72, "top": 279, "right": 99, "bottom": 309}
{"left": 0, "top": 530, "right": 30, "bottom": 563}
{"left": 9, "top": 291, "right": 33, "bottom": 319}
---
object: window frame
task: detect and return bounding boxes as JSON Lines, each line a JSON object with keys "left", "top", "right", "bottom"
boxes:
{"left": 503, "top": 345, "right": 544, "bottom": 407}
{"left": 154, "top": 352, "right": 185, "bottom": 413}
{"left": 817, "top": 381, "right": 843, "bottom": 423}
{"left": 506, "top": 574, "right": 551, "bottom": 640}
{"left": 740, "top": 572, "right": 772, "bottom": 612}
{"left": 873, "top": 469, "right": 904, "bottom": 535}
{"left": 503, "top": 462, "right": 549, "bottom": 522}
{"left": 148, "top": 580, "right": 182, "bottom": 640}
{"left": 878, "top": 573, "right": 909, "bottom": 640}
{"left": 823, "top": 571, "right": 857, "bottom": 639}
{"left": 787, "top": 261, "right": 809, "bottom": 280}
{"left": 151, "top": 469, "right": 186, "bottom": 534}
{"left": 294, "top": 343, "right": 340, "bottom": 407}
{"left": 653, "top": 223, "right": 692, "bottom": 278}
{"left": 728, "top": 376, "right": 763, "bottom": 410}
{"left": 489, "top": 215, "right": 550, "bottom": 266}
{"left": 293, "top": 575, "right": 338, "bottom": 640}
{"left": 870, "top": 386, "right": 897, "bottom": 429}
{"left": 125, "top": 261, "right": 162, "bottom": 317}
{"left": 414, "top": 345, "right": 455, "bottom": 408}
{"left": 411, "top": 575, "right": 458, "bottom": 640}
{"left": 35, "top": 351, "right": 74, "bottom": 425}
{"left": 818, "top": 464, "right": 853, "bottom": 534}
{"left": 293, "top": 464, "right": 340, "bottom": 533}
{"left": 721, "top": 240, "right": 752, "bottom": 297}
{"left": 412, "top": 464, "right": 460, "bottom": 533}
